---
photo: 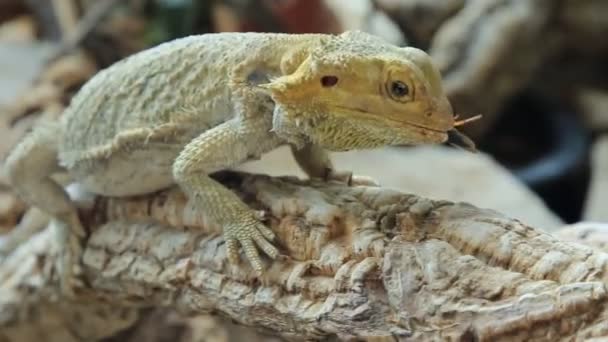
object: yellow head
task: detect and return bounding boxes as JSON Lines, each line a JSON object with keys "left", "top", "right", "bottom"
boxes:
{"left": 261, "top": 31, "right": 458, "bottom": 151}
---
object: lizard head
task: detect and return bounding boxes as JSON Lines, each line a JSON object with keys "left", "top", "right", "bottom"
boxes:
{"left": 260, "top": 30, "right": 466, "bottom": 152}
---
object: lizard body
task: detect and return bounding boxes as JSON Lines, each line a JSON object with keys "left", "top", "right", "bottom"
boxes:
{"left": 5, "top": 31, "right": 463, "bottom": 294}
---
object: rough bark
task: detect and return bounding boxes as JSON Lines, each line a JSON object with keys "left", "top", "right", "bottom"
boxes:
{"left": 2, "top": 171, "right": 608, "bottom": 341}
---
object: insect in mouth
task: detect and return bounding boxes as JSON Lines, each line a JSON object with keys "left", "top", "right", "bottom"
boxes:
{"left": 454, "top": 114, "right": 482, "bottom": 128}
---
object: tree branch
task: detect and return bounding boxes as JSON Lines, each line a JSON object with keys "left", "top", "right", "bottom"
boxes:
{"left": 2, "top": 171, "right": 608, "bottom": 341}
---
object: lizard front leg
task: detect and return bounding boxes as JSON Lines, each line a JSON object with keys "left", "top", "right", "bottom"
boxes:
{"left": 290, "top": 143, "right": 379, "bottom": 186}
{"left": 172, "top": 118, "right": 280, "bottom": 273}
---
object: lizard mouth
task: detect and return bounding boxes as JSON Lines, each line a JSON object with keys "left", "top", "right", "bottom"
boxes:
{"left": 331, "top": 106, "right": 478, "bottom": 152}
{"left": 446, "top": 114, "right": 481, "bottom": 152}
{"left": 333, "top": 106, "right": 450, "bottom": 134}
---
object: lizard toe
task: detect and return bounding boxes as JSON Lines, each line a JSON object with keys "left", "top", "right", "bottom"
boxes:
{"left": 57, "top": 253, "right": 80, "bottom": 298}
{"left": 252, "top": 229, "right": 279, "bottom": 259}
{"left": 257, "top": 223, "right": 276, "bottom": 241}
{"left": 240, "top": 237, "right": 264, "bottom": 273}
{"left": 222, "top": 211, "right": 278, "bottom": 272}
{"left": 53, "top": 219, "right": 86, "bottom": 298}
{"left": 225, "top": 238, "right": 240, "bottom": 265}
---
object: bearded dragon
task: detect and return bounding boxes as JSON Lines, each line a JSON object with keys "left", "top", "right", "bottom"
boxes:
{"left": 4, "top": 30, "right": 475, "bottom": 294}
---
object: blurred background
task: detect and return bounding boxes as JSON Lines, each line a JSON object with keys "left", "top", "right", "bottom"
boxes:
{"left": 2, "top": 0, "right": 608, "bottom": 230}
{"left": 0, "top": 0, "right": 607, "bottom": 340}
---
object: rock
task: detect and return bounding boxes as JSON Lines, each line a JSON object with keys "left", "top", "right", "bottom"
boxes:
{"left": 583, "top": 135, "right": 608, "bottom": 221}
{"left": 236, "top": 145, "right": 564, "bottom": 231}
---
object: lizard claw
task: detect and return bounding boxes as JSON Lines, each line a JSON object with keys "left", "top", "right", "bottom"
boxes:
{"left": 223, "top": 212, "right": 279, "bottom": 273}
{"left": 252, "top": 209, "right": 268, "bottom": 222}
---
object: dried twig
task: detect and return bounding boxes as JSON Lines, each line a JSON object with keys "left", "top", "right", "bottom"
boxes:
{"left": 2, "top": 172, "right": 608, "bottom": 341}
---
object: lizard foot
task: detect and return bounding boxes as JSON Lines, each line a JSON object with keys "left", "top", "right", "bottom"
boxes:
{"left": 324, "top": 168, "right": 380, "bottom": 187}
{"left": 51, "top": 214, "right": 86, "bottom": 298}
{"left": 223, "top": 210, "right": 280, "bottom": 274}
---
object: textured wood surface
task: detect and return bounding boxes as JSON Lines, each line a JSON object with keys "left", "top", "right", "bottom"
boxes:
{"left": 2, "top": 171, "right": 608, "bottom": 341}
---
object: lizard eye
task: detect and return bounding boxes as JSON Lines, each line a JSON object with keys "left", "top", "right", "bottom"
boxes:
{"left": 321, "top": 76, "right": 338, "bottom": 87}
{"left": 386, "top": 78, "right": 414, "bottom": 102}
{"left": 390, "top": 81, "right": 409, "bottom": 97}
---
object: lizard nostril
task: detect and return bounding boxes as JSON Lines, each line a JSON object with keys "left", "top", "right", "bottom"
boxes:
{"left": 426, "top": 112, "right": 433, "bottom": 117}
{"left": 321, "top": 76, "right": 338, "bottom": 87}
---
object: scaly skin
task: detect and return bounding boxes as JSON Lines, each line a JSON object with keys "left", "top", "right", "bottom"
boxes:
{"left": 4, "top": 31, "right": 462, "bottom": 295}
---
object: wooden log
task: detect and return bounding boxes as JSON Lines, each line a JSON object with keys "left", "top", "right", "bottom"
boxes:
{"left": 1, "top": 171, "right": 608, "bottom": 341}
